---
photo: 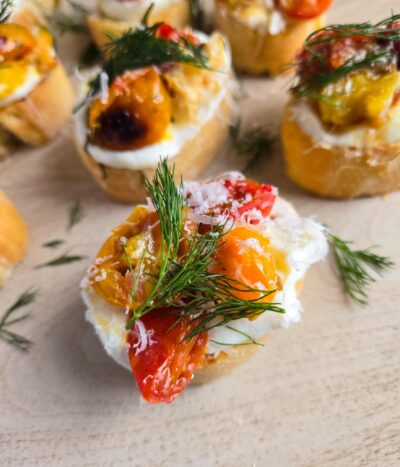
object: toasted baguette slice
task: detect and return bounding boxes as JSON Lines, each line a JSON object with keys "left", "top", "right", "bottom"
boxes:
{"left": 88, "top": 0, "right": 191, "bottom": 52}
{"left": 0, "top": 62, "right": 74, "bottom": 149}
{"left": 75, "top": 96, "right": 233, "bottom": 203}
{"left": 0, "top": 192, "right": 28, "bottom": 287}
{"left": 282, "top": 100, "right": 400, "bottom": 198}
{"left": 214, "top": 1, "right": 323, "bottom": 75}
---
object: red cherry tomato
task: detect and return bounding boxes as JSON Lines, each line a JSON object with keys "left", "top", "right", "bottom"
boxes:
{"left": 128, "top": 310, "right": 207, "bottom": 404}
{"left": 223, "top": 179, "right": 276, "bottom": 222}
{"left": 156, "top": 23, "right": 181, "bottom": 42}
{"left": 277, "top": 0, "right": 333, "bottom": 19}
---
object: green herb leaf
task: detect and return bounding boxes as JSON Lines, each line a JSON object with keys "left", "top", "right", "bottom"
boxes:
{"left": 35, "top": 254, "right": 86, "bottom": 269}
{"left": 68, "top": 201, "right": 85, "bottom": 231}
{"left": 42, "top": 239, "right": 65, "bottom": 249}
{"left": 0, "top": 289, "right": 37, "bottom": 351}
{"left": 328, "top": 233, "right": 394, "bottom": 305}
{"left": 231, "top": 119, "right": 275, "bottom": 172}
{"left": 0, "top": 0, "right": 13, "bottom": 24}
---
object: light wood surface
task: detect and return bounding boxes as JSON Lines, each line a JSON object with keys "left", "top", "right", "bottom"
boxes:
{"left": 1, "top": 1, "right": 400, "bottom": 466}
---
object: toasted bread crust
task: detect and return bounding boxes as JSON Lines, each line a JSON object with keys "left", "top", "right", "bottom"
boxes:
{"left": 88, "top": 0, "right": 191, "bottom": 52}
{"left": 75, "top": 95, "right": 233, "bottom": 203}
{"left": 214, "top": 1, "right": 323, "bottom": 75}
{"left": 0, "top": 62, "right": 74, "bottom": 147}
{"left": 282, "top": 100, "right": 400, "bottom": 198}
{"left": 0, "top": 192, "right": 28, "bottom": 287}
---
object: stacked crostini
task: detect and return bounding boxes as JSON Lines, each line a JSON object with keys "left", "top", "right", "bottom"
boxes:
{"left": 0, "top": 2, "right": 74, "bottom": 157}
{"left": 214, "top": 0, "right": 332, "bottom": 75}
{"left": 81, "top": 161, "right": 328, "bottom": 403}
{"left": 282, "top": 15, "right": 400, "bottom": 198}
{"left": 0, "top": 191, "right": 28, "bottom": 287}
{"left": 75, "top": 18, "right": 235, "bottom": 203}
{"left": 88, "top": 0, "right": 191, "bottom": 51}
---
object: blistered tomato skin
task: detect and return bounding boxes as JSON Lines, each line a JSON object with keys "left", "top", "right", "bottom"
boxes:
{"left": 128, "top": 311, "right": 208, "bottom": 404}
{"left": 0, "top": 24, "right": 36, "bottom": 62}
{"left": 213, "top": 226, "right": 281, "bottom": 302}
{"left": 277, "top": 0, "right": 332, "bottom": 19}
{"left": 89, "top": 68, "right": 172, "bottom": 151}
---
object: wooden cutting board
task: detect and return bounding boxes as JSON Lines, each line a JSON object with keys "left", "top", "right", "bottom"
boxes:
{"left": 1, "top": 1, "right": 400, "bottom": 465}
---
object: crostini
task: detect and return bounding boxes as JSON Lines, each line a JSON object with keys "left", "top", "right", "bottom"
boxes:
{"left": 214, "top": 0, "right": 332, "bottom": 75}
{"left": 282, "top": 14, "right": 400, "bottom": 198}
{"left": 0, "top": 3, "right": 74, "bottom": 156}
{"left": 81, "top": 160, "right": 328, "bottom": 403}
{"left": 75, "top": 18, "right": 235, "bottom": 203}
{"left": 0, "top": 191, "right": 28, "bottom": 287}
{"left": 88, "top": 0, "right": 191, "bottom": 51}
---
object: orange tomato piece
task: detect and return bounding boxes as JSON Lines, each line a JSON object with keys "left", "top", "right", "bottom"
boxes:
{"left": 90, "top": 207, "right": 162, "bottom": 309}
{"left": 213, "top": 226, "right": 281, "bottom": 302}
{"left": 0, "top": 24, "right": 36, "bottom": 62}
{"left": 128, "top": 310, "right": 208, "bottom": 404}
{"left": 89, "top": 68, "right": 172, "bottom": 151}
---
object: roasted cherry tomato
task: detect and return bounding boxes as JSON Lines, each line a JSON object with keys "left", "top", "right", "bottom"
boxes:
{"left": 89, "top": 68, "right": 172, "bottom": 151}
{"left": 213, "top": 226, "right": 281, "bottom": 302}
{"left": 156, "top": 23, "right": 199, "bottom": 45}
{"left": 277, "top": 0, "right": 333, "bottom": 19}
{"left": 128, "top": 311, "right": 208, "bottom": 404}
{"left": 0, "top": 24, "right": 36, "bottom": 62}
{"left": 90, "top": 207, "right": 162, "bottom": 309}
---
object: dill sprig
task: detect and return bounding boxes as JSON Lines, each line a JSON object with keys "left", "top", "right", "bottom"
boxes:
{"left": 35, "top": 253, "right": 86, "bottom": 268}
{"left": 53, "top": 0, "right": 88, "bottom": 35}
{"left": 292, "top": 14, "right": 400, "bottom": 97}
{"left": 0, "top": 0, "right": 13, "bottom": 23}
{"left": 68, "top": 201, "right": 85, "bottom": 231}
{"left": 86, "top": 5, "right": 209, "bottom": 99}
{"left": 328, "top": 233, "right": 394, "bottom": 305}
{"left": 42, "top": 239, "right": 65, "bottom": 249}
{"left": 230, "top": 119, "right": 275, "bottom": 171}
{"left": 0, "top": 289, "right": 37, "bottom": 351}
{"left": 125, "top": 159, "right": 284, "bottom": 339}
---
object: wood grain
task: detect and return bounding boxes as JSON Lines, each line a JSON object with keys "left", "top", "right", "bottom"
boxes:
{"left": 1, "top": 1, "right": 400, "bottom": 466}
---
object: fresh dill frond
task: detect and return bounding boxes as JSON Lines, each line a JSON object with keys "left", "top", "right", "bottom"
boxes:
{"left": 292, "top": 14, "right": 400, "bottom": 97}
{"left": 86, "top": 6, "right": 209, "bottom": 99}
{"left": 68, "top": 201, "right": 85, "bottom": 231}
{"left": 79, "top": 41, "right": 101, "bottom": 68}
{"left": 328, "top": 233, "right": 394, "bottom": 305}
{"left": 231, "top": 119, "right": 275, "bottom": 171}
{"left": 53, "top": 0, "right": 88, "bottom": 35}
{"left": 35, "top": 254, "right": 86, "bottom": 268}
{"left": 189, "top": 0, "right": 205, "bottom": 31}
{"left": 0, "top": 289, "right": 37, "bottom": 351}
{"left": 124, "top": 159, "right": 284, "bottom": 339}
{"left": 42, "top": 239, "right": 65, "bottom": 249}
{"left": 0, "top": 0, "right": 13, "bottom": 23}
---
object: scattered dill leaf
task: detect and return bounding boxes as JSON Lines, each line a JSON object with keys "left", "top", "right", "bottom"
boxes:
{"left": 124, "top": 159, "right": 284, "bottom": 340}
{"left": 0, "top": 0, "right": 13, "bottom": 24}
{"left": 68, "top": 201, "right": 84, "bottom": 231}
{"left": 0, "top": 289, "right": 37, "bottom": 351}
{"left": 42, "top": 239, "right": 65, "bottom": 249}
{"left": 231, "top": 119, "right": 275, "bottom": 171}
{"left": 79, "top": 41, "right": 101, "bottom": 68}
{"left": 328, "top": 233, "right": 394, "bottom": 305}
{"left": 190, "top": 0, "right": 204, "bottom": 31}
{"left": 35, "top": 254, "right": 86, "bottom": 269}
{"left": 209, "top": 325, "right": 264, "bottom": 347}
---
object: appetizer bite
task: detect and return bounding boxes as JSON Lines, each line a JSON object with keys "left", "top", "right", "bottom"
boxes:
{"left": 81, "top": 160, "right": 328, "bottom": 403}
{"left": 282, "top": 15, "right": 400, "bottom": 198}
{"left": 214, "top": 0, "right": 332, "bottom": 75}
{"left": 0, "top": 1, "right": 74, "bottom": 156}
{"left": 88, "top": 0, "right": 191, "bottom": 51}
{"left": 0, "top": 191, "right": 28, "bottom": 287}
{"left": 75, "top": 14, "right": 234, "bottom": 203}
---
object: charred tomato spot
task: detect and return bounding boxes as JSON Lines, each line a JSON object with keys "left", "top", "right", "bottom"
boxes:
{"left": 92, "top": 106, "right": 148, "bottom": 150}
